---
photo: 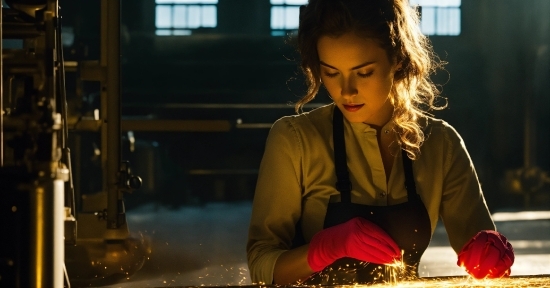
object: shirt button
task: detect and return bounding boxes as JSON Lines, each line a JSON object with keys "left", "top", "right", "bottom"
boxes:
{"left": 380, "top": 192, "right": 387, "bottom": 197}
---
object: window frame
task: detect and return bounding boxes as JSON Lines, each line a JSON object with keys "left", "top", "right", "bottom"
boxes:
{"left": 270, "top": 0, "right": 307, "bottom": 36}
{"left": 155, "top": 1, "right": 218, "bottom": 36}
{"left": 412, "top": 0, "right": 462, "bottom": 36}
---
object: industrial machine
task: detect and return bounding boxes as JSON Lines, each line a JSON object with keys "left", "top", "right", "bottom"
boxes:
{"left": 1, "top": 1, "right": 147, "bottom": 287}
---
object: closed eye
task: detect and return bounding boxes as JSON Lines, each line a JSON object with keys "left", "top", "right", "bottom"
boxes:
{"left": 358, "top": 71, "right": 374, "bottom": 78}
{"left": 323, "top": 71, "right": 339, "bottom": 78}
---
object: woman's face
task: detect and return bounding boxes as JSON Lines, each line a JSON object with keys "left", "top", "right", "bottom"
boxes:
{"left": 317, "top": 32, "right": 400, "bottom": 125}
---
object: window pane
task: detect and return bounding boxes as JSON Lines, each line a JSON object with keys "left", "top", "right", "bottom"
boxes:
{"left": 271, "top": 7, "right": 285, "bottom": 29}
{"left": 448, "top": 8, "right": 461, "bottom": 35}
{"left": 156, "top": 29, "right": 172, "bottom": 35}
{"left": 271, "top": 30, "right": 286, "bottom": 36}
{"left": 173, "top": 5, "right": 188, "bottom": 28}
{"left": 410, "top": 0, "right": 460, "bottom": 7}
{"left": 436, "top": 7, "right": 460, "bottom": 35}
{"left": 172, "top": 0, "right": 218, "bottom": 3}
{"left": 156, "top": 6, "right": 172, "bottom": 28}
{"left": 201, "top": 5, "right": 217, "bottom": 27}
{"left": 420, "top": 7, "right": 435, "bottom": 35}
{"left": 173, "top": 29, "right": 192, "bottom": 35}
{"left": 436, "top": 8, "right": 448, "bottom": 35}
{"left": 270, "top": 0, "right": 284, "bottom": 4}
{"left": 188, "top": 5, "right": 201, "bottom": 28}
{"left": 155, "top": 0, "right": 218, "bottom": 3}
{"left": 284, "top": 6, "right": 300, "bottom": 29}
{"left": 284, "top": 0, "right": 308, "bottom": 4}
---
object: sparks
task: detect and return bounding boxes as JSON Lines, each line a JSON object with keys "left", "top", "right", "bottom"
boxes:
{"left": 365, "top": 275, "right": 550, "bottom": 287}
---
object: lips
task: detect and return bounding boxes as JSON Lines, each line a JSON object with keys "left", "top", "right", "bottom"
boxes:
{"left": 343, "top": 104, "right": 364, "bottom": 112}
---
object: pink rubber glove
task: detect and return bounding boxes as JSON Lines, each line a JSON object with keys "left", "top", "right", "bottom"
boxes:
{"left": 457, "top": 230, "right": 515, "bottom": 279}
{"left": 307, "top": 217, "right": 402, "bottom": 272}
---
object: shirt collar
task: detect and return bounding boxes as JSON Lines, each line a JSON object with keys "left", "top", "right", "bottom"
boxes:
{"left": 348, "top": 119, "right": 396, "bottom": 135}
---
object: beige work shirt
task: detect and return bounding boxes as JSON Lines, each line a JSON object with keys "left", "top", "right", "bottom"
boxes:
{"left": 246, "top": 104, "right": 495, "bottom": 284}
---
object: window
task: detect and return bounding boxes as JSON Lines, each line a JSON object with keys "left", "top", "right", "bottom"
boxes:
{"left": 155, "top": 0, "right": 218, "bottom": 36}
{"left": 269, "top": 0, "right": 460, "bottom": 37}
{"left": 270, "top": 0, "right": 308, "bottom": 36}
{"left": 410, "top": 0, "right": 461, "bottom": 36}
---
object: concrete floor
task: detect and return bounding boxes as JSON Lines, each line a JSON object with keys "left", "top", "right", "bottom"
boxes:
{"left": 79, "top": 201, "right": 550, "bottom": 288}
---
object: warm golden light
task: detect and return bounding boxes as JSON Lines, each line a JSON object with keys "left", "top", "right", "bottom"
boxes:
{"left": 364, "top": 276, "right": 550, "bottom": 287}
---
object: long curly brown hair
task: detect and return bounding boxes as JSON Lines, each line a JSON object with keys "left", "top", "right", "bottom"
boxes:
{"left": 295, "top": 0, "right": 447, "bottom": 159}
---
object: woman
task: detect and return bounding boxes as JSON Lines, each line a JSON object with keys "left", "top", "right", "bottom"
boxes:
{"left": 247, "top": 0, "right": 514, "bottom": 285}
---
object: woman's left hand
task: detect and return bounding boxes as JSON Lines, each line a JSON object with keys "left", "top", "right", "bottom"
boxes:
{"left": 457, "top": 230, "right": 515, "bottom": 279}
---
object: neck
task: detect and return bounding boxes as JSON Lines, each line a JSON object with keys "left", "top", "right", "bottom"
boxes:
{"left": 363, "top": 100, "right": 394, "bottom": 129}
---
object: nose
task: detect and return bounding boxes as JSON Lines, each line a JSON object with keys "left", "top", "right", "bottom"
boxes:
{"left": 340, "top": 76, "right": 358, "bottom": 99}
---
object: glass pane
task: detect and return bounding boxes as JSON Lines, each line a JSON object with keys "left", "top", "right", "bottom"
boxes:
{"left": 173, "top": 29, "right": 192, "bottom": 35}
{"left": 201, "top": 5, "right": 217, "bottom": 27}
{"left": 436, "top": 7, "right": 460, "bottom": 35}
{"left": 173, "top": 6, "right": 188, "bottom": 28}
{"left": 420, "top": 7, "right": 435, "bottom": 35}
{"left": 449, "top": 8, "right": 461, "bottom": 35}
{"left": 156, "top": 5, "right": 172, "bottom": 28}
{"left": 172, "top": 0, "right": 218, "bottom": 3}
{"left": 271, "top": 7, "right": 285, "bottom": 29}
{"left": 284, "top": 6, "right": 300, "bottom": 29}
{"left": 270, "top": 0, "right": 284, "bottom": 4}
{"left": 188, "top": 5, "right": 201, "bottom": 28}
{"left": 271, "top": 30, "right": 286, "bottom": 36}
{"left": 410, "top": 0, "right": 460, "bottom": 7}
{"left": 436, "top": 8, "right": 448, "bottom": 35}
{"left": 156, "top": 29, "right": 172, "bottom": 35}
{"left": 285, "top": 0, "right": 308, "bottom": 4}
{"left": 156, "top": 0, "right": 174, "bottom": 3}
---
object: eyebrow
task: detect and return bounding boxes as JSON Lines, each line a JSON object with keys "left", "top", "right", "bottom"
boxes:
{"left": 320, "top": 61, "right": 376, "bottom": 70}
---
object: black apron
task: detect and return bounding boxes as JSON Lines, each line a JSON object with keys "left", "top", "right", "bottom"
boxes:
{"left": 301, "top": 107, "right": 432, "bottom": 285}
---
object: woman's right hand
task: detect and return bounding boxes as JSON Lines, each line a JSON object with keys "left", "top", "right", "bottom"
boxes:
{"left": 307, "top": 217, "right": 402, "bottom": 272}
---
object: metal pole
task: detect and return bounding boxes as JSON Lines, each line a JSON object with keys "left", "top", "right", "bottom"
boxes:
{"left": 101, "top": 0, "right": 122, "bottom": 230}
{"left": 28, "top": 178, "right": 65, "bottom": 288}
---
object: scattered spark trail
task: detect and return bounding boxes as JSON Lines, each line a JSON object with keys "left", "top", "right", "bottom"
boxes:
{"left": 365, "top": 276, "right": 550, "bottom": 287}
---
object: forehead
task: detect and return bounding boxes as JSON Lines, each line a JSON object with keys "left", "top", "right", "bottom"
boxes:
{"left": 317, "top": 32, "right": 389, "bottom": 68}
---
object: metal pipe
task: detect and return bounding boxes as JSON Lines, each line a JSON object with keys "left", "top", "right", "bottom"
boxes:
{"left": 28, "top": 179, "right": 65, "bottom": 288}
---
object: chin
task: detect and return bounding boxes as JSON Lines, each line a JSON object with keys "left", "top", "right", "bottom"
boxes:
{"left": 342, "top": 114, "right": 369, "bottom": 123}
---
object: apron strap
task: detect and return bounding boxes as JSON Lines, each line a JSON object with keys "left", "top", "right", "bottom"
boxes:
{"left": 333, "top": 106, "right": 418, "bottom": 203}
{"left": 402, "top": 150, "right": 417, "bottom": 199}
{"left": 333, "top": 107, "right": 352, "bottom": 203}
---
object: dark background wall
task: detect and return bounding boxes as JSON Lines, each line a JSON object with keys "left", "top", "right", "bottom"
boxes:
{"left": 428, "top": 0, "right": 550, "bottom": 210}
{"left": 59, "top": 0, "right": 550, "bottom": 211}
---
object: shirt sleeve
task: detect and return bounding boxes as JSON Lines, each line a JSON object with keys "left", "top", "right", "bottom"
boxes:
{"left": 246, "top": 117, "right": 304, "bottom": 284}
{"left": 439, "top": 123, "right": 496, "bottom": 254}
